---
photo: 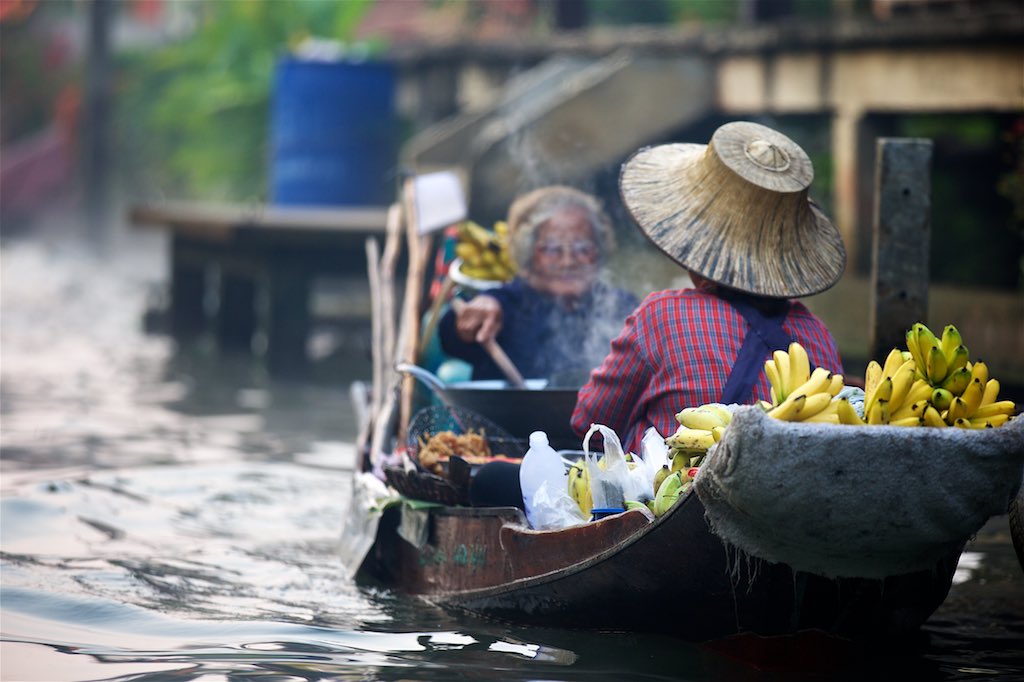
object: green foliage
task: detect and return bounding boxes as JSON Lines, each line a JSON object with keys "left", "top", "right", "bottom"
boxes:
{"left": 117, "top": 0, "right": 375, "bottom": 201}
{"left": 588, "top": 0, "right": 739, "bottom": 25}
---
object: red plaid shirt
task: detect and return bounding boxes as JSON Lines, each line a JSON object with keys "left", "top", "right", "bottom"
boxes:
{"left": 571, "top": 289, "right": 844, "bottom": 454}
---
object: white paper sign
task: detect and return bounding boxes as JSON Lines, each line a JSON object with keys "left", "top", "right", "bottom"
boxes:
{"left": 413, "top": 170, "right": 467, "bottom": 234}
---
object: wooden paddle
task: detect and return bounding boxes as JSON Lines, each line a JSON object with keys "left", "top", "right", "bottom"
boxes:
{"left": 450, "top": 297, "right": 526, "bottom": 389}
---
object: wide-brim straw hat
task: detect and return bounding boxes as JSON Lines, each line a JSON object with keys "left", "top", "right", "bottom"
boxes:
{"left": 620, "top": 121, "right": 846, "bottom": 298}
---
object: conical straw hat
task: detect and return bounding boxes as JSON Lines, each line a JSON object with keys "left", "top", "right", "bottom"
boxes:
{"left": 619, "top": 121, "right": 846, "bottom": 298}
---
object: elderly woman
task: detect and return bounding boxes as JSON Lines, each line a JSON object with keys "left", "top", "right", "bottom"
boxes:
{"left": 439, "top": 185, "right": 639, "bottom": 384}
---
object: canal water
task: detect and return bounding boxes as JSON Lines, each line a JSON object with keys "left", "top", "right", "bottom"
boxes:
{"left": 2, "top": 212, "right": 1023, "bottom": 682}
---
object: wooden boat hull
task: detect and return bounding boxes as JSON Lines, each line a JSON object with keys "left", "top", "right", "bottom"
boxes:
{"left": 356, "top": 491, "right": 960, "bottom": 642}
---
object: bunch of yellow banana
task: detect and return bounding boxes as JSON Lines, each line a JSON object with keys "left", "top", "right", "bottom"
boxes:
{"left": 861, "top": 347, "right": 935, "bottom": 426}
{"left": 863, "top": 323, "right": 1016, "bottom": 428}
{"left": 454, "top": 220, "right": 516, "bottom": 281}
{"left": 763, "top": 342, "right": 850, "bottom": 424}
{"left": 665, "top": 403, "right": 731, "bottom": 471}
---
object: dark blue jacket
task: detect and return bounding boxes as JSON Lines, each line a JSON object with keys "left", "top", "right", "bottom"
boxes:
{"left": 439, "top": 278, "right": 639, "bottom": 385}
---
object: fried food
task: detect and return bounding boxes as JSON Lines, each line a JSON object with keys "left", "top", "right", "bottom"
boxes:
{"left": 417, "top": 429, "right": 492, "bottom": 474}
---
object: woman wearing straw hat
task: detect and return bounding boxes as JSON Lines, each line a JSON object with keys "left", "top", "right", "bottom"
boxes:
{"left": 439, "top": 185, "right": 638, "bottom": 385}
{"left": 572, "top": 121, "right": 847, "bottom": 455}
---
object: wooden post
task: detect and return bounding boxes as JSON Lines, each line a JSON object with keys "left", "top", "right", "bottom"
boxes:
{"left": 266, "top": 257, "right": 311, "bottom": 377}
{"left": 217, "top": 272, "right": 257, "bottom": 350}
{"left": 169, "top": 236, "right": 209, "bottom": 339}
{"left": 868, "top": 137, "right": 933, "bottom": 361}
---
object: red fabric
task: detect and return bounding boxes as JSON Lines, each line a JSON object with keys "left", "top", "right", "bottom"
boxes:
{"left": 571, "top": 289, "right": 845, "bottom": 455}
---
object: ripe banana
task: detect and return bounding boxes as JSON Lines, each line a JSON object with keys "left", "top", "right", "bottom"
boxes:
{"left": 567, "top": 461, "right": 592, "bottom": 518}
{"left": 981, "top": 378, "right": 1000, "bottom": 406}
{"left": 922, "top": 405, "right": 947, "bottom": 428}
{"left": 764, "top": 361, "right": 783, "bottom": 404}
{"left": 789, "top": 367, "right": 833, "bottom": 400}
{"left": 887, "top": 362, "right": 917, "bottom": 410}
{"left": 665, "top": 426, "right": 716, "bottom": 452}
{"left": 960, "top": 378, "right": 984, "bottom": 416}
{"left": 836, "top": 398, "right": 865, "bottom": 425}
{"left": 865, "top": 360, "right": 883, "bottom": 400}
{"left": 456, "top": 221, "right": 516, "bottom": 281}
{"left": 970, "top": 360, "right": 989, "bottom": 386}
{"left": 773, "top": 350, "right": 791, "bottom": 401}
{"left": 866, "top": 399, "right": 889, "bottom": 425}
{"left": 882, "top": 347, "right": 906, "bottom": 380}
{"left": 796, "top": 392, "right": 833, "bottom": 420}
{"left": 827, "top": 373, "right": 845, "bottom": 397}
{"left": 769, "top": 394, "right": 806, "bottom": 422}
{"left": 905, "top": 328, "right": 924, "bottom": 380}
{"left": 676, "top": 407, "right": 728, "bottom": 431}
{"left": 971, "top": 400, "right": 1016, "bottom": 420}
{"left": 968, "top": 414, "right": 1011, "bottom": 428}
{"left": 788, "top": 341, "right": 811, "bottom": 397}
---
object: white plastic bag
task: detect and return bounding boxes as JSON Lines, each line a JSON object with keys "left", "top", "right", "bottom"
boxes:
{"left": 582, "top": 424, "right": 644, "bottom": 509}
{"left": 528, "top": 480, "right": 587, "bottom": 530}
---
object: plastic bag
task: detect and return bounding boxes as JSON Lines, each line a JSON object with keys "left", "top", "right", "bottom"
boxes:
{"left": 583, "top": 423, "right": 645, "bottom": 509}
{"left": 528, "top": 479, "right": 588, "bottom": 530}
{"left": 638, "top": 426, "right": 669, "bottom": 499}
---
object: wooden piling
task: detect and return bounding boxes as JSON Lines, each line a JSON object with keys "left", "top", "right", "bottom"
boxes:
{"left": 869, "top": 137, "right": 933, "bottom": 360}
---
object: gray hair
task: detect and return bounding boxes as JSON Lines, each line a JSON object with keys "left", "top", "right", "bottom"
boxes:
{"left": 506, "top": 185, "right": 617, "bottom": 272}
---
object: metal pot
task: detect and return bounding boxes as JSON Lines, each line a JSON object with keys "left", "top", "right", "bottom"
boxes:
{"left": 397, "top": 364, "right": 581, "bottom": 450}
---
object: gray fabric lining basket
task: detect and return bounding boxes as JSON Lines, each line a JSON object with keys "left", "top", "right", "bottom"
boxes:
{"left": 694, "top": 405, "right": 1024, "bottom": 579}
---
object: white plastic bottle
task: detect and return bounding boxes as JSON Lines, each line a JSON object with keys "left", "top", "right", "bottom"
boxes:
{"left": 519, "top": 431, "right": 567, "bottom": 529}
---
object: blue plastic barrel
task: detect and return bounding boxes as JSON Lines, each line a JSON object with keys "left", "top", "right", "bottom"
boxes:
{"left": 270, "top": 58, "right": 396, "bottom": 207}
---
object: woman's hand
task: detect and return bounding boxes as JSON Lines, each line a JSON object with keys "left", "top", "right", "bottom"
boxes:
{"left": 454, "top": 295, "right": 503, "bottom": 344}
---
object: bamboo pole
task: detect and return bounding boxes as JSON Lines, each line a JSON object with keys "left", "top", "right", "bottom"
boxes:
{"left": 369, "top": 203, "right": 405, "bottom": 466}
{"left": 396, "top": 178, "right": 436, "bottom": 445}
{"left": 355, "top": 236, "right": 382, "bottom": 461}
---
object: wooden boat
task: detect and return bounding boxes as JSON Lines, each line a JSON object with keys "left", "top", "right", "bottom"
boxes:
{"left": 353, "top": 483, "right": 960, "bottom": 643}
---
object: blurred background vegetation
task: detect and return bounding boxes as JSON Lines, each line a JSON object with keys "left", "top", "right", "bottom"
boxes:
{"left": 1, "top": 0, "right": 1020, "bottom": 291}
{"left": 116, "top": 0, "right": 376, "bottom": 202}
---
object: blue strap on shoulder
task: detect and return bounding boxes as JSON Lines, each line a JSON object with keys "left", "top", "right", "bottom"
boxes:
{"left": 717, "top": 293, "right": 793, "bottom": 405}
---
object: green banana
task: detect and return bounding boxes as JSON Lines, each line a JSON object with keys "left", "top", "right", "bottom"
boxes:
{"left": 914, "top": 323, "right": 940, "bottom": 377}
{"left": 653, "top": 464, "right": 670, "bottom": 493}
{"left": 939, "top": 367, "right": 971, "bottom": 396}
{"left": 670, "top": 451, "right": 690, "bottom": 473}
{"left": 931, "top": 387, "right": 954, "bottom": 412}
{"left": 946, "top": 345, "right": 970, "bottom": 374}
{"left": 653, "top": 471, "right": 685, "bottom": 517}
{"left": 939, "top": 325, "right": 963, "bottom": 363}
{"left": 926, "top": 345, "right": 949, "bottom": 384}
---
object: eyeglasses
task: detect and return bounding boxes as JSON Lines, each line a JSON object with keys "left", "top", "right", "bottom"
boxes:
{"left": 534, "top": 240, "right": 599, "bottom": 261}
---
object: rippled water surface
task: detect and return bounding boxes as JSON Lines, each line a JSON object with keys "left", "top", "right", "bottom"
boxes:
{"left": 2, "top": 217, "right": 1023, "bottom": 681}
